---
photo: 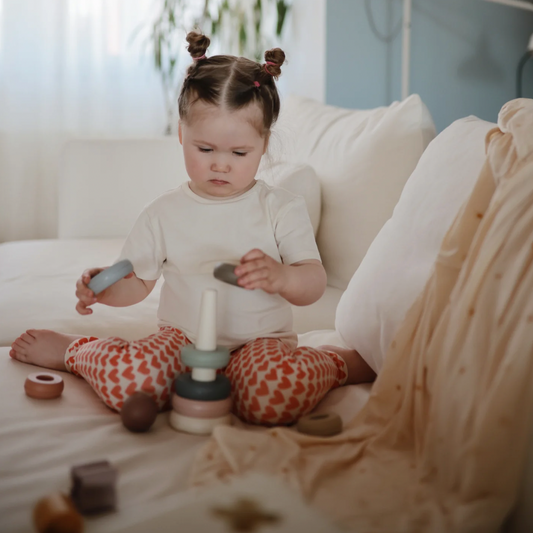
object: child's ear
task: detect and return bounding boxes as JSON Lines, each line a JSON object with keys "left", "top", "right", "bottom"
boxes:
{"left": 178, "top": 121, "right": 183, "bottom": 145}
{"left": 263, "top": 132, "right": 270, "bottom": 155}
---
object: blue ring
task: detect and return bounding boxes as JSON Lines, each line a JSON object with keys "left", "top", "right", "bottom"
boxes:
{"left": 174, "top": 373, "right": 231, "bottom": 402}
{"left": 88, "top": 259, "right": 134, "bottom": 295}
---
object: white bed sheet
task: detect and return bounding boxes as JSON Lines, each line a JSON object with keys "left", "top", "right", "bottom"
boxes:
{"left": 0, "top": 348, "right": 371, "bottom": 532}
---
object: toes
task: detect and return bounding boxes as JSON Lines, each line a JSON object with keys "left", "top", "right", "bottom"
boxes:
{"left": 13, "top": 339, "right": 28, "bottom": 354}
{"left": 9, "top": 348, "right": 27, "bottom": 362}
{"left": 21, "top": 333, "right": 34, "bottom": 344}
{"left": 26, "top": 329, "right": 39, "bottom": 339}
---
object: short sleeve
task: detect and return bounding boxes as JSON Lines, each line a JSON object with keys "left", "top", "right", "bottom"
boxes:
{"left": 275, "top": 196, "right": 321, "bottom": 265}
{"left": 116, "top": 209, "right": 166, "bottom": 280}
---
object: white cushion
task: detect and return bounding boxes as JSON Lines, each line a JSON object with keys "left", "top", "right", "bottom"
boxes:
{"left": 58, "top": 138, "right": 186, "bottom": 239}
{"left": 335, "top": 116, "right": 496, "bottom": 373}
{"left": 58, "top": 139, "right": 321, "bottom": 239}
{"left": 259, "top": 161, "right": 321, "bottom": 235}
{"left": 275, "top": 94, "right": 436, "bottom": 290}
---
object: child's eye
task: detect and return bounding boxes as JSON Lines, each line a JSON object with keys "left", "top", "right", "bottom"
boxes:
{"left": 233, "top": 151, "right": 247, "bottom": 157}
{"left": 199, "top": 147, "right": 212, "bottom": 153}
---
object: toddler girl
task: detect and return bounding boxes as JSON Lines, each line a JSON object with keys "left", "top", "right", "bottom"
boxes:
{"left": 10, "top": 32, "right": 375, "bottom": 425}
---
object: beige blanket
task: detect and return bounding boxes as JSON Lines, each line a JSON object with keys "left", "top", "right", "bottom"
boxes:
{"left": 188, "top": 98, "right": 533, "bottom": 532}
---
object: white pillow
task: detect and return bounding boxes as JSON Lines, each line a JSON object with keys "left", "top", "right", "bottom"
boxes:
{"left": 335, "top": 116, "right": 496, "bottom": 373}
{"left": 258, "top": 161, "right": 321, "bottom": 236}
{"left": 58, "top": 140, "right": 321, "bottom": 239}
{"left": 274, "top": 94, "right": 436, "bottom": 290}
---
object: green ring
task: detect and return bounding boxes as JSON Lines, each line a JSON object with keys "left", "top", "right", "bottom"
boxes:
{"left": 174, "top": 373, "right": 232, "bottom": 402}
{"left": 181, "top": 345, "right": 230, "bottom": 370}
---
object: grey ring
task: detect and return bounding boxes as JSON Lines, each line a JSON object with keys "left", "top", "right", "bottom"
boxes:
{"left": 174, "top": 373, "right": 231, "bottom": 402}
{"left": 181, "top": 345, "right": 230, "bottom": 370}
{"left": 88, "top": 259, "right": 134, "bottom": 295}
{"left": 213, "top": 262, "right": 242, "bottom": 288}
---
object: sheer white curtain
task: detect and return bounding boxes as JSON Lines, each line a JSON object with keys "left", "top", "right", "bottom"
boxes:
{"left": 0, "top": 0, "right": 167, "bottom": 242}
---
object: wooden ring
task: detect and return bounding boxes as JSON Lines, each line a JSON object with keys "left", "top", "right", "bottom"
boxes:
{"left": 33, "top": 492, "right": 83, "bottom": 533}
{"left": 172, "top": 393, "right": 232, "bottom": 418}
{"left": 169, "top": 411, "right": 232, "bottom": 435}
{"left": 24, "top": 372, "right": 64, "bottom": 399}
{"left": 181, "top": 344, "right": 230, "bottom": 369}
{"left": 296, "top": 412, "right": 343, "bottom": 437}
{"left": 174, "top": 373, "right": 231, "bottom": 401}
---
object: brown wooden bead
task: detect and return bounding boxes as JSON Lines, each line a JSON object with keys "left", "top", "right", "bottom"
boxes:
{"left": 33, "top": 492, "right": 83, "bottom": 533}
{"left": 120, "top": 391, "right": 158, "bottom": 433}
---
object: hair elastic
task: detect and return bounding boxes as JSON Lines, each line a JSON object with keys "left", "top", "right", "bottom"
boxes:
{"left": 253, "top": 81, "right": 260, "bottom": 88}
{"left": 193, "top": 54, "right": 206, "bottom": 61}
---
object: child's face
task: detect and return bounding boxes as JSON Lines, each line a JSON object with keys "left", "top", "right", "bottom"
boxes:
{"left": 179, "top": 102, "right": 268, "bottom": 199}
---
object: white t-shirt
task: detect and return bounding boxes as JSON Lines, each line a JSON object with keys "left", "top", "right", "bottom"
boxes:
{"left": 118, "top": 180, "right": 321, "bottom": 349}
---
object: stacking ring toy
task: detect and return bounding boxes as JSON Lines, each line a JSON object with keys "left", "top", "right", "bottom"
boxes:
{"left": 296, "top": 412, "right": 343, "bottom": 437}
{"left": 88, "top": 259, "right": 134, "bottom": 295}
{"left": 33, "top": 492, "right": 83, "bottom": 533}
{"left": 169, "top": 411, "right": 232, "bottom": 435}
{"left": 180, "top": 344, "right": 230, "bottom": 370}
{"left": 172, "top": 394, "right": 232, "bottom": 419}
{"left": 174, "top": 373, "right": 231, "bottom": 402}
{"left": 24, "top": 372, "right": 64, "bottom": 399}
{"left": 213, "top": 262, "right": 242, "bottom": 288}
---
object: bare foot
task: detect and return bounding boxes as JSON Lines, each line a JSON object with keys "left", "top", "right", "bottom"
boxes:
{"left": 319, "top": 344, "right": 376, "bottom": 385}
{"left": 9, "top": 329, "right": 84, "bottom": 371}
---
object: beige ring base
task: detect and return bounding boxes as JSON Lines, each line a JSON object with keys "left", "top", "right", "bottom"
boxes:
{"left": 25, "top": 372, "right": 64, "bottom": 399}
{"left": 172, "top": 393, "right": 232, "bottom": 419}
{"left": 296, "top": 412, "right": 343, "bottom": 437}
{"left": 169, "top": 411, "right": 232, "bottom": 435}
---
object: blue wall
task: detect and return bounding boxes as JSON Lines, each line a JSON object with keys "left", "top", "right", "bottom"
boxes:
{"left": 326, "top": 0, "right": 533, "bottom": 131}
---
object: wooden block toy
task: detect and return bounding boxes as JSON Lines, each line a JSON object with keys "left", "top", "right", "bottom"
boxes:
{"left": 24, "top": 372, "right": 64, "bottom": 399}
{"left": 70, "top": 460, "right": 118, "bottom": 515}
{"left": 33, "top": 492, "right": 83, "bottom": 533}
{"left": 296, "top": 412, "right": 343, "bottom": 437}
{"left": 120, "top": 391, "right": 158, "bottom": 433}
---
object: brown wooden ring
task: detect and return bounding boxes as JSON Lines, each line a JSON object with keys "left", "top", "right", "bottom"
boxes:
{"left": 24, "top": 372, "right": 64, "bottom": 399}
{"left": 296, "top": 412, "right": 343, "bottom": 437}
{"left": 172, "top": 393, "right": 232, "bottom": 419}
{"left": 33, "top": 492, "right": 83, "bottom": 533}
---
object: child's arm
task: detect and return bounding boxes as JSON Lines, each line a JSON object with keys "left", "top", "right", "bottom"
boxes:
{"left": 234, "top": 249, "right": 326, "bottom": 306}
{"left": 75, "top": 268, "right": 157, "bottom": 315}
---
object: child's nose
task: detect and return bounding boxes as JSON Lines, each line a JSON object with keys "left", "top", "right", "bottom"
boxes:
{"left": 211, "top": 161, "right": 230, "bottom": 173}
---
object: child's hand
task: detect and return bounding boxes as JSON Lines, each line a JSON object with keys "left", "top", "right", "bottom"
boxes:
{"left": 235, "top": 249, "right": 288, "bottom": 294}
{"left": 75, "top": 267, "right": 133, "bottom": 315}
{"left": 75, "top": 268, "right": 106, "bottom": 315}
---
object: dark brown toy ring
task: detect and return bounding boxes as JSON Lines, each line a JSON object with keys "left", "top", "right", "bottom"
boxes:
{"left": 296, "top": 412, "right": 343, "bottom": 437}
{"left": 24, "top": 372, "right": 64, "bottom": 399}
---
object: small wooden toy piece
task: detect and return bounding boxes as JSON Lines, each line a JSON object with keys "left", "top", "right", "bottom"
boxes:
{"left": 33, "top": 492, "right": 83, "bottom": 533}
{"left": 88, "top": 259, "right": 134, "bottom": 295}
{"left": 70, "top": 460, "right": 118, "bottom": 515}
{"left": 213, "top": 262, "right": 241, "bottom": 288}
{"left": 169, "top": 411, "right": 232, "bottom": 435}
{"left": 170, "top": 289, "right": 233, "bottom": 434}
{"left": 296, "top": 412, "right": 343, "bottom": 437}
{"left": 24, "top": 372, "right": 64, "bottom": 399}
{"left": 120, "top": 391, "right": 158, "bottom": 433}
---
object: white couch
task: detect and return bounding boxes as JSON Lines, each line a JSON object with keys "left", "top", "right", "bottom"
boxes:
{"left": 1, "top": 95, "right": 530, "bottom": 532}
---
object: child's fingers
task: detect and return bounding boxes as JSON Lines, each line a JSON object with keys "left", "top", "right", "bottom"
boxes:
{"left": 240, "top": 248, "right": 266, "bottom": 263}
{"left": 238, "top": 268, "right": 269, "bottom": 287}
{"left": 75, "top": 300, "right": 93, "bottom": 315}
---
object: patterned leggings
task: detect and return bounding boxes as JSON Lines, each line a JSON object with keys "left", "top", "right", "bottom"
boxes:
{"left": 65, "top": 327, "right": 347, "bottom": 425}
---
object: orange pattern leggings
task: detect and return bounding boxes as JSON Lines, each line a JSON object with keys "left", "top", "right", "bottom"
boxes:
{"left": 65, "top": 327, "right": 347, "bottom": 425}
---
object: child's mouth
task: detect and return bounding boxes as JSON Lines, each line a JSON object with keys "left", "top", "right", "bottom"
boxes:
{"left": 210, "top": 179, "right": 229, "bottom": 185}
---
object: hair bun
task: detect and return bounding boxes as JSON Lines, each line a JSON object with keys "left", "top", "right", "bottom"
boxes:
{"left": 186, "top": 31, "right": 210, "bottom": 60}
{"left": 263, "top": 48, "right": 286, "bottom": 79}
